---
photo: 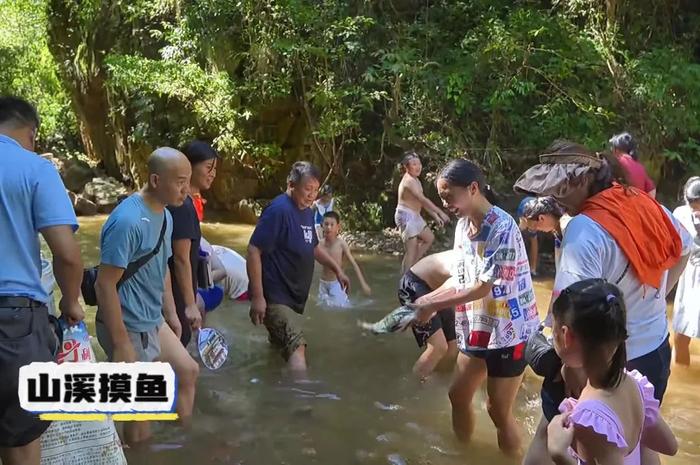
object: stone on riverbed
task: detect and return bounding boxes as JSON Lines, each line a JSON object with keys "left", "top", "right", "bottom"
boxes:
{"left": 83, "top": 176, "right": 129, "bottom": 214}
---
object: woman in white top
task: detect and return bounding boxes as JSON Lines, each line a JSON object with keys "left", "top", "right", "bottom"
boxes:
{"left": 413, "top": 159, "right": 540, "bottom": 457}
{"left": 672, "top": 176, "right": 700, "bottom": 366}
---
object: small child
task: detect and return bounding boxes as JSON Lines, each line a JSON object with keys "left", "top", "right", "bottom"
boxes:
{"left": 547, "top": 279, "right": 677, "bottom": 465}
{"left": 318, "top": 211, "right": 371, "bottom": 307}
{"left": 313, "top": 184, "right": 335, "bottom": 240}
{"left": 395, "top": 151, "right": 450, "bottom": 272}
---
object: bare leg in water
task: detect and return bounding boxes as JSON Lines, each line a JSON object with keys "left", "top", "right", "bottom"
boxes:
{"left": 522, "top": 415, "right": 553, "bottom": 465}
{"left": 401, "top": 228, "right": 434, "bottom": 274}
{"left": 674, "top": 332, "right": 691, "bottom": 366}
{"left": 413, "top": 329, "right": 457, "bottom": 380}
{"left": 159, "top": 322, "right": 199, "bottom": 425}
{"left": 450, "top": 353, "right": 524, "bottom": 458}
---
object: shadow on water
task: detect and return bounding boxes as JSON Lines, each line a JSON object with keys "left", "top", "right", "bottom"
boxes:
{"left": 70, "top": 217, "right": 700, "bottom": 465}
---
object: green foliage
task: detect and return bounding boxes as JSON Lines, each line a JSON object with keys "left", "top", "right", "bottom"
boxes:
{"left": 0, "top": 0, "right": 75, "bottom": 149}
{"left": 2, "top": 0, "right": 700, "bottom": 219}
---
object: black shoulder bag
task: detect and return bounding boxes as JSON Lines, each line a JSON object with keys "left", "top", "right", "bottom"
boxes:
{"left": 81, "top": 215, "right": 168, "bottom": 306}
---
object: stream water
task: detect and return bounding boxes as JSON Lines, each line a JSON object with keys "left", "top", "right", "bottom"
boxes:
{"left": 70, "top": 216, "right": 700, "bottom": 465}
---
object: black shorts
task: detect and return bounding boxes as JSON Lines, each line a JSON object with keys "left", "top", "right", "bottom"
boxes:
{"left": 465, "top": 342, "right": 527, "bottom": 378}
{"left": 0, "top": 303, "right": 58, "bottom": 447}
{"left": 398, "top": 270, "right": 456, "bottom": 348}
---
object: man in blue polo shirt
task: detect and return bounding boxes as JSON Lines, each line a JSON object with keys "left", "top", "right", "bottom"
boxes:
{"left": 0, "top": 96, "right": 84, "bottom": 465}
{"left": 247, "top": 161, "right": 350, "bottom": 372}
{"left": 95, "top": 147, "right": 191, "bottom": 445}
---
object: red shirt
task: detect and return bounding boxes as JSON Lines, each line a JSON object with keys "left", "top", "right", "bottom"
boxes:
{"left": 192, "top": 194, "right": 205, "bottom": 221}
{"left": 617, "top": 154, "right": 655, "bottom": 193}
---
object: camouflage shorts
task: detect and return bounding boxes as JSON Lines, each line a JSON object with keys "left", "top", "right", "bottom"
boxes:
{"left": 264, "top": 304, "right": 307, "bottom": 361}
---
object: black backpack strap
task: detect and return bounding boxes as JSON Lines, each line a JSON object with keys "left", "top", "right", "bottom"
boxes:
{"left": 117, "top": 214, "right": 168, "bottom": 288}
{"left": 614, "top": 261, "right": 630, "bottom": 285}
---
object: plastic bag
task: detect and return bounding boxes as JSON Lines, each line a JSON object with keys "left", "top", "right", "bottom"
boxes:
{"left": 40, "top": 320, "right": 127, "bottom": 465}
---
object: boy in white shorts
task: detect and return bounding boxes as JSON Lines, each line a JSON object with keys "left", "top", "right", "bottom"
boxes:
{"left": 318, "top": 212, "right": 371, "bottom": 307}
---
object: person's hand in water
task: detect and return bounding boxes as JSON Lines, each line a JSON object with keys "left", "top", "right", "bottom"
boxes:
{"left": 112, "top": 341, "right": 137, "bottom": 363}
{"left": 250, "top": 296, "right": 267, "bottom": 326}
{"left": 361, "top": 283, "right": 372, "bottom": 296}
{"left": 185, "top": 303, "right": 202, "bottom": 331}
{"left": 547, "top": 411, "right": 576, "bottom": 465}
{"left": 59, "top": 297, "right": 85, "bottom": 326}
{"left": 337, "top": 271, "right": 351, "bottom": 293}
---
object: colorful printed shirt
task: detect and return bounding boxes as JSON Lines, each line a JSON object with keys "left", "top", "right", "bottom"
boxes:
{"left": 452, "top": 206, "right": 540, "bottom": 351}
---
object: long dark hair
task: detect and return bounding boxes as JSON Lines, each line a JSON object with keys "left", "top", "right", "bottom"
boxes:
{"left": 438, "top": 158, "right": 498, "bottom": 205}
{"left": 552, "top": 279, "right": 628, "bottom": 389}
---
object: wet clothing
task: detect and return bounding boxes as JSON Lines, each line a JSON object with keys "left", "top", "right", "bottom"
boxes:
{"left": 581, "top": 184, "right": 682, "bottom": 289}
{"left": 672, "top": 205, "right": 700, "bottom": 339}
{"left": 249, "top": 193, "right": 318, "bottom": 314}
{"left": 0, "top": 135, "right": 78, "bottom": 303}
{"left": 0, "top": 304, "right": 57, "bottom": 447}
{"left": 100, "top": 194, "right": 172, "bottom": 332}
{"left": 263, "top": 303, "right": 306, "bottom": 360}
{"left": 618, "top": 154, "right": 655, "bottom": 194}
{"left": 394, "top": 204, "right": 427, "bottom": 241}
{"left": 452, "top": 206, "right": 539, "bottom": 353}
{"left": 318, "top": 279, "right": 350, "bottom": 308}
{"left": 398, "top": 269, "right": 456, "bottom": 348}
{"left": 168, "top": 196, "right": 201, "bottom": 346}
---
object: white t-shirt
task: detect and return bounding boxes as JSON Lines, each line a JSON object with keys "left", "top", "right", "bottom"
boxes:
{"left": 552, "top": 208, "right": 692, "bottom": 360}
{"left": 453, "top": 206, "right": 540, "bottom": 351}
{"left": 211, "top": 245, "right": 249, "bottom": 300}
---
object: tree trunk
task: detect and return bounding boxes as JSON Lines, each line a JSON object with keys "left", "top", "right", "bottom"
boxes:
{"left": 46, "top": 0, "right": 123, "bottom": 179}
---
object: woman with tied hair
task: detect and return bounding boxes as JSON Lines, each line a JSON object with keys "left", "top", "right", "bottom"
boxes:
{"left": 413, "top": 159, "right": 540, "bottom": 457}
{"left": 609, "top": 132, "right": 656, "bottom": 198}
{"left": 514, "top": 139, "right": 692, "bottom": 465}
{"left": 671, "top": 176, "right": 700, "bottom": 366}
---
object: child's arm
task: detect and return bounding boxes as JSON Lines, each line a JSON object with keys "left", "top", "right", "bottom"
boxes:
{"left": 405, "top": 178, "right": 449, "bottom": 225}
{"left": 342, "top": 240, "right": 371, "bottom": 295}
{"left": 642, "top": 415, "right": 678, "bottom": 456}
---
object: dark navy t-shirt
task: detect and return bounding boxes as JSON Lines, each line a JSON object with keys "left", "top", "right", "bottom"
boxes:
{"left": 249, "top": 193, "right": 319, "bottom": 313}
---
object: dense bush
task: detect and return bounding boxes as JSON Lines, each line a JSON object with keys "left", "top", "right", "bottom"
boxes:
{"left": 1, "top": 0, "right": 699, "bottom": 216}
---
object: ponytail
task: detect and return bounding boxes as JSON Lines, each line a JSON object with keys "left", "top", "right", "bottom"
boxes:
{"left": 483, "top": 184, "right": 499, "bottom": 206}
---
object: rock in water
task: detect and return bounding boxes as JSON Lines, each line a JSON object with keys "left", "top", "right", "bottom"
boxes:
{"left": 358, "top": 306, "right": 415, "bottom": 334}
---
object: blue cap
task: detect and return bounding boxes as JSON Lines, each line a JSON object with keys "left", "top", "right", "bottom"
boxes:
{"left": 197, "top": 286, "right": 224, "bottom": 312}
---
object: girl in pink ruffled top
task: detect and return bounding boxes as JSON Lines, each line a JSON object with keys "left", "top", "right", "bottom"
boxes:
{"left": 546, "top": 279, "right": 678, "bottom": 465}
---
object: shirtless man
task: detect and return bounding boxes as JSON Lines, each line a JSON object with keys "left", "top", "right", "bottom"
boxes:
{"left": 318, "top": 212, "right": 371, "bottom": 307}
{"left": 395, "top": 151, "right": 450, "bottom": 272}
{"left": 399, "top": 250, "right": 458, "bottom": 379}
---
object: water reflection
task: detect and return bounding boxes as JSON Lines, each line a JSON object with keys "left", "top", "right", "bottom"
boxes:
{"left": 70, "top": 217, "right": 700, "bottom": 465}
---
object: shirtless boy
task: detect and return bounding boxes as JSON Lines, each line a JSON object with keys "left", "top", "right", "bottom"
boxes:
{"left": 395, "top": 151, "right": 450, "bottom": 272}
{"left": 318, "top": 212, "right": 371, "bottom": 307}
{"left": 399, "top": 250, "right": 458, "bottom": 379}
